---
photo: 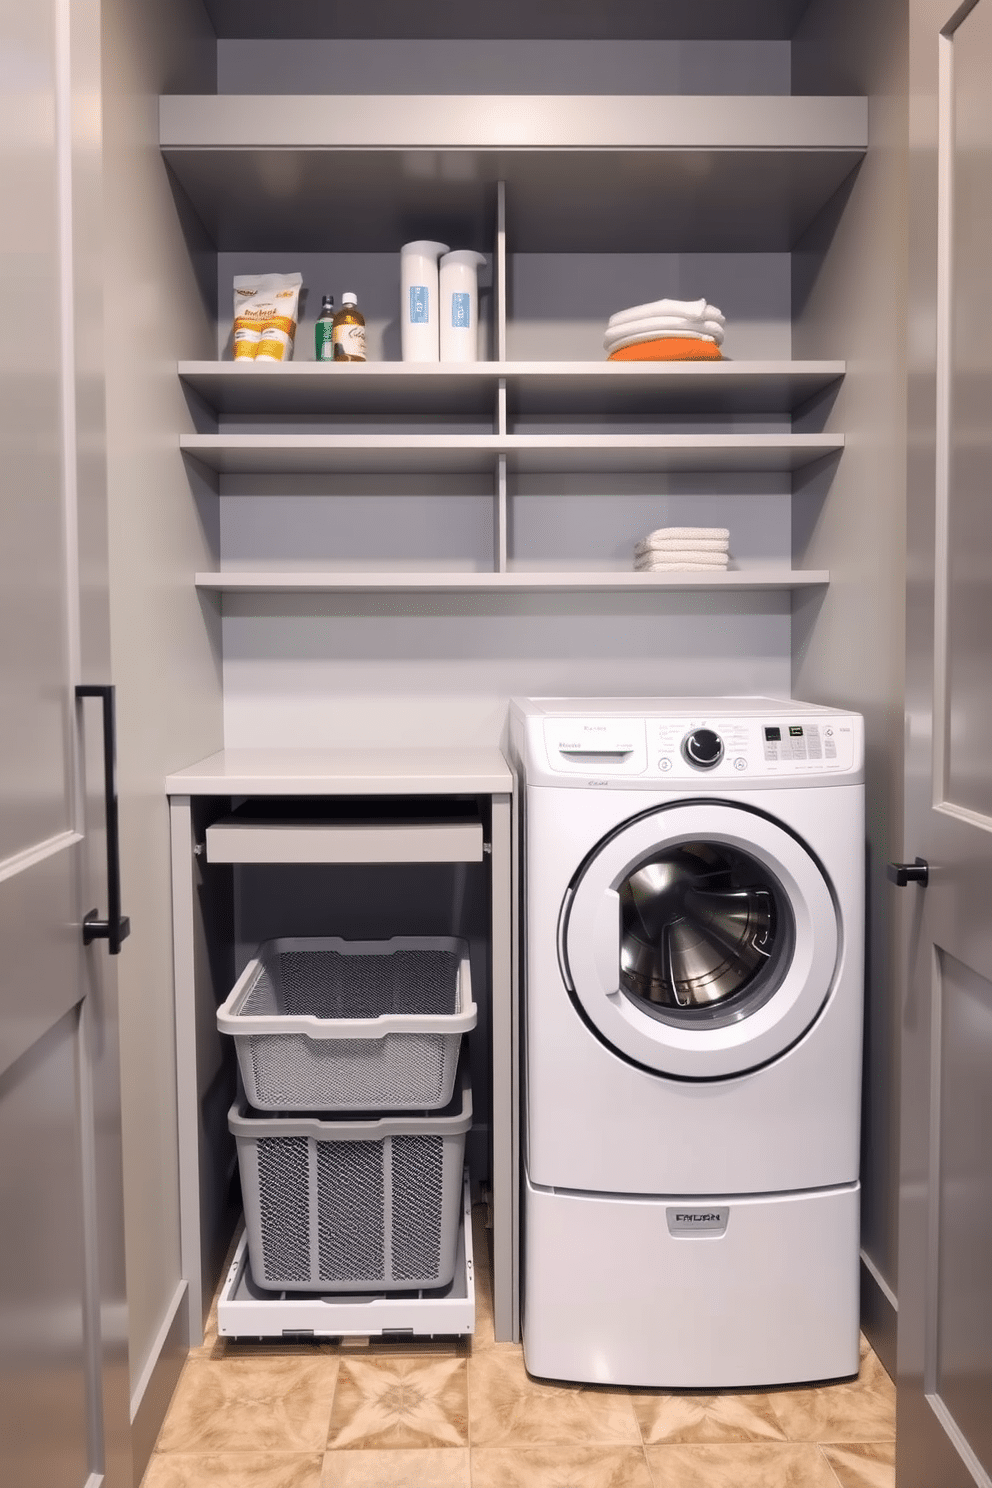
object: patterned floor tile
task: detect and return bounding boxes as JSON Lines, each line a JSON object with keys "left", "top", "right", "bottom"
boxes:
{"left": 326, "top": 1356, "right": 468, "bottom": 1450}
{"left": 155, "top": 1355, "right": 340, "bottom": 1454}
{"left": 141, "top": 1451, "right": 323, "bottom": 1487}
{"left": 321, "top": 1447, "right": 471, "bottom": 1485}
{"left": 631, "top": 1390, "right": 788, "bottom": 1445}
{"left": 821, "top": 1441, "right": 897, "bottom": 1488}
{"left": 468, "top": 1349, "right": 641, "bottom": 1447}
{"left": 645, "top": 1441, "right": 843, "bottom": 1487}
{"left": 471, "top": 1445, "right": 654, "bottom": 1487}
{"left": 766, "top": 1352, "right": 896, "bottom": 1444}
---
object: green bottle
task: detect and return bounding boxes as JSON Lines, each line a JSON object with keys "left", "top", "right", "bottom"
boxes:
{"left": 315, "top": 294, "right": 335, "bottom": 362}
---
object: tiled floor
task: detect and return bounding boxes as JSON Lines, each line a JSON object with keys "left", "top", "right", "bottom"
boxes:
{"left": 141, "top": 1210, "right": 896, "bottom": 1487}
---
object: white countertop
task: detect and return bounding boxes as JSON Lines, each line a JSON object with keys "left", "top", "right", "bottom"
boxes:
{"left": 166, "top": 747, "right": 513, "bottom": 796}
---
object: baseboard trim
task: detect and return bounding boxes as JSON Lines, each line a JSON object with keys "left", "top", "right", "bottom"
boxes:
{"left": 860, "top": 1251, "right": 897, "bottom": 1382}
{"left": 130, "top": 1281, "right": 188, "bottom": 1482}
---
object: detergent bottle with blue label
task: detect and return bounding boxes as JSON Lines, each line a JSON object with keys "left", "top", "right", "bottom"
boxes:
{"left": 440, "top": 250, "right": 487, "bottom": 362}
{"left": 399, "top": 240, "right": 449, "bottom": 361}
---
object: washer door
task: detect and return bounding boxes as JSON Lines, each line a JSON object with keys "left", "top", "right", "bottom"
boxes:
{"left": 562, "top": 802, "right": 839, "bottom": 1079}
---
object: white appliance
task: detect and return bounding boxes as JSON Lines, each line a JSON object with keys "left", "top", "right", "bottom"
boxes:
{"left": 508, "top": 696, "right": 865, "bottom": 1388}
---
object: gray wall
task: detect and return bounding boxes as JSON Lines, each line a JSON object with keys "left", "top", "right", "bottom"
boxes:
{"left": 215, "top": 39, "right": 791, "bottom": 96}
{"left": 209, "top": 41, "right": 798, "bottom": 750}
{"left": 99, "top": 0, "right": 223, "bottom": 1464}
{"left": 791, "top": 0, "right": 909, "bottom": 1376}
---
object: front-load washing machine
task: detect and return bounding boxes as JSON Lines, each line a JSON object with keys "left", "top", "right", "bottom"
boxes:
{"left": 508, "top": 697, "right": 864, "bottom": 1388}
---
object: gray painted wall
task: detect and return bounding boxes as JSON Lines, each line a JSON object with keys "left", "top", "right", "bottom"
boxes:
{"left": 213, "top": 181, "right": 795, "bottom": 750}
{"left": 214, "top": 250, "right": 790, "bottom": 366}
{"left": 215, "top": 39, "right": 791, "bottom": 96}
{"left": 99, "top": 0, "right": 224, "bottom": 1455}
{"left": 791, "top": 0, "right": 909, "bottom": 1376}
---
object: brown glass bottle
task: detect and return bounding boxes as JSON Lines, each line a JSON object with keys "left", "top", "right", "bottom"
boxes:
{"left": 332, "top": 292, "right": 367, "bottom": 361}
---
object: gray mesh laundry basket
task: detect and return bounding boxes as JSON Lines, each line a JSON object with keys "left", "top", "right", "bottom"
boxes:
{"left": 217, "top": 936, "right": 476, "bottom": 1111}
{"left": 230, "top": 1068, "right": 472, "bottom": 1293}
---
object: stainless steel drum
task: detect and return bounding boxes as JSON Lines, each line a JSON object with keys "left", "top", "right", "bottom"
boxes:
{"left": 619, "top": 841, "right": 789, "bottom": 1020}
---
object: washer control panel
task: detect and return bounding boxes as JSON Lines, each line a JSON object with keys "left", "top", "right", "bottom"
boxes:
{"left": 543, "top": 713, "right": 858, "bottom": 780}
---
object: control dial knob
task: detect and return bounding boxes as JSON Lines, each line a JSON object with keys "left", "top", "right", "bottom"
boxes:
{"left": 681, "top": 727, "right": 724, "bottom": 770}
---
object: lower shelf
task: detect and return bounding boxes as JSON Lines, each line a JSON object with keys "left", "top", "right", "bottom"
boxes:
{"left": 217, "top": 1172, "right": 475, "bottom": 1340}
{"left": 196, "top": 569, "right": 829, "bottom": 593}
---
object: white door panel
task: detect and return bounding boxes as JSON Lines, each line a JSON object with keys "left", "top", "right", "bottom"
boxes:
{"left": 0, "top": 0, "right": 132, "bottom": 1482}
{"left": 899, "top": 2, "right": 992, "bottom": 1483}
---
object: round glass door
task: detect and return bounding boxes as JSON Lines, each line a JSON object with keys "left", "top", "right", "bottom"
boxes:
{"left": 562, "top": 802, "right": 839, "bottom": 1079}
{"left": 619, "top": 841, "right": 794, "bottom": 1029}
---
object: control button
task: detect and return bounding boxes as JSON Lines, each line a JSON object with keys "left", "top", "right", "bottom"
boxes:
{"left": 733, "top": 757, "right": 747, "bottom": 771}
{"left": 681, "top": 728, "right": 724, "bottom": 770}
{"left": 658, "top": 757, "right": 673, "bottom": 772}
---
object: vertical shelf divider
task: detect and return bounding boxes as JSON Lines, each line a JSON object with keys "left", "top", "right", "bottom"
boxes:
{"left": 495, "top": 179, "right": 507, "bottom": 364}
{"left": 495, "top": 454, "right": 508, "bottom": 574}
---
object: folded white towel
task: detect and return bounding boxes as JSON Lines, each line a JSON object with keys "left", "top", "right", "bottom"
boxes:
{"left": 636, "top": 540, "right": 729, "bottom": 558}
{"left": 635, "top": 557, "right": 730, "bottom": 572}
{"left": 639, "top": 526, "right": 731, "bottom": 545}
{"left": 608, "top": 298, "right": 725, "bottom": 330}
{"left": 604, "top": 317, "right": 725, "bottom": 348}
{"left": 636, "top": 549, "right": 730, "bottom": 568}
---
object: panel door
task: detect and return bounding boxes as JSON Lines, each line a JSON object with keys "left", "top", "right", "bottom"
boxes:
{"left": 0, "top": 0, "right": 132, "bottom": 1483}
{"left": 899, "top": 2, "right": 992, "bottom": 1484}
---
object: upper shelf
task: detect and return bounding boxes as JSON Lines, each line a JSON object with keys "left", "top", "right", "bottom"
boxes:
{"left": 201, "top": 0, "right": 813, "bottom": 42}
{"left": 159, "top": 94, "right": 866, "bottom": 251}
{"left": 178, "top": 361, "right": 845, "bottom": 419}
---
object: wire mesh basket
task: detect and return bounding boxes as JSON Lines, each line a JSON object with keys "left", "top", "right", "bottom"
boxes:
{"left": 217, "top": 936, "right": 476, "bottom": 1111}
{"left": 229, "top": 1068, "right": 472, "bottom": 1292}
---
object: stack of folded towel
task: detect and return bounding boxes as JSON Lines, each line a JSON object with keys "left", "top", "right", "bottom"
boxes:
{"left": 604, "top": 298, "right": 725, "bottom": 362}
{"left": 634, "top": 526, "right": 730, "bottom": 572}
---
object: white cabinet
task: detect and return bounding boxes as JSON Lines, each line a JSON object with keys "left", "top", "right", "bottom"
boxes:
{"left": 167, "top": 748, "right": 516, "bottom": 1341}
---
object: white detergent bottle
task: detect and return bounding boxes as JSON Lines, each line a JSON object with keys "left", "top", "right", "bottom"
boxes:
{"left": 400, "top": 239, "right": 449, "bottom": 361}
{"left": 439, "top": 250, "right": 487, "bottom": 362}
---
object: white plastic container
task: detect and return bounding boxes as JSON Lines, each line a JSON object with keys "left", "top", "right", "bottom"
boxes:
{"left": 400, "top": 239, "right": 449, "bottom": 361}
{"left": 230, "top": 1067, "right": 472, "bottom": 1293}
{"left": 216, "top": 935, "right": 476, "bottom": 1111}
{"left": 439, "top": 250, "right": 487, "bottom": 362}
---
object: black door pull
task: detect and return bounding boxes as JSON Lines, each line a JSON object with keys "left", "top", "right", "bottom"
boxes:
{"left": 887, "top": 858, "right": 929, "bottom": 888}
{"left": 76, "top": 684, "right": 131, "bottom": 954}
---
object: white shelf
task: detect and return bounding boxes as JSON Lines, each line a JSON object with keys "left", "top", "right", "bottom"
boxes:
{"left": 159, "top": 94, "right": 866, "bottom": 251}
{"left": 179, "top": 360, "right": 846, "bottom": 419}
{"left": 182, "top": 432, "right": 843, "bottom": 476}
{"left": 166, "top": 747, "right": 513, "bottom": 796}
{"left": 194, "top": 569, "right": 829, "bottom": 594}
{"left": 162, "top": 94, "right": 866, "bottom": 152}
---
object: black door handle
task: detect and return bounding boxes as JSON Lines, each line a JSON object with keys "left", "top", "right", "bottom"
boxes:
{"left": 887, "top": 857, "right": 929, "bottom": 888}
{"left": 76, "top": 684, "right": 131, "bottom": 954}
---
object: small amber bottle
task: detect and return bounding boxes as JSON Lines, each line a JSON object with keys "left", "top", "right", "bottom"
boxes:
{"left": 332, "top": 292, "right": 367, "bottom": 361}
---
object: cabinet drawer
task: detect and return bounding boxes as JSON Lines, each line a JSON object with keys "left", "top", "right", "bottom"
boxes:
{"left": 204, "top": 815, "right": 484, "bottom": 863}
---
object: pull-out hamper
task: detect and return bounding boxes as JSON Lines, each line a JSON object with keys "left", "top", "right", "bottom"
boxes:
{"left": 230, "top": 1067, "right": 472, "bottom": 1293}
{"left": 217, "top": 936, "right": 475, "bottom": 1111}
